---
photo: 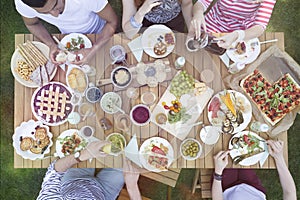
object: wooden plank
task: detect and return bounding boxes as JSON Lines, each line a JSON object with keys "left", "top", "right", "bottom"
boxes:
{"left": 14, "top": 34, "right": 26, "bottom": 168}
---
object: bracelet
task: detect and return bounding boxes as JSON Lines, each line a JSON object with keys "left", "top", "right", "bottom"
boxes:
{"left": 214, "top": 172, "right": 223, "bottom": 181}
{"left": 233, "top": 30, "right": 245, "bottom": 43}
{"left": 130, "top": 15, "right": 143, "bottom": 29}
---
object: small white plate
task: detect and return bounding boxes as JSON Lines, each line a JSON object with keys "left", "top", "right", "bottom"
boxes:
{"left": 55, "top": 129, "right": 87, "bottom": 158}
{"left": 199, "top": 126, "right": 220, "bottom": 145}
{"left": 226, "top": 38, "right": 260, "bottom": 64}
{"left": 139, "top": 137, "right": 174, "bottom": 172}
{"left": 100, "top": 92, "right": 122, "bottom": 114}
{"left": 229, "top": 131, "right": 265, "bottom": 166}
{"left": 141, "top": 24, "right": 175, "bottom": 58}
{"left": 60, "top": 33, "right": 92, "bottom": 51}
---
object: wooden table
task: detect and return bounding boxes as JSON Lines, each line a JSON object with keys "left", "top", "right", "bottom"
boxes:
{"left": 14, "top": 32, "right": 288, "bottom": 170}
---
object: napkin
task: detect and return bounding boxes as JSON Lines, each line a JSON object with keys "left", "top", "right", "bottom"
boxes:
{"left": 259, "top": 142, "right": 269, "bottom": 167}
{"left": 219, "top": 53, "right": 230, "bottom": 68}
{"left": 127, "top": 36, "right": 143, "bottom": 62}
{"left": 124, "top": 134, "right": 142, "bottom": 167}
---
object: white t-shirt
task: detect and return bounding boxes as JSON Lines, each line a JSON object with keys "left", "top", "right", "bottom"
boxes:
{"left": 224, "top": 183, "right": 266, "bottom": 200}
{"left": 15, "top": 0, "right": 108, "bottom": 34}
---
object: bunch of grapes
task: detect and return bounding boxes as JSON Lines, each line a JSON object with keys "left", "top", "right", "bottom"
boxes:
{"left": 170, "top": 71, "right": 195, "bottom": 98}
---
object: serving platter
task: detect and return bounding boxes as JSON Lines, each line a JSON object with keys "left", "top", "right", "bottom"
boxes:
{"left": 13, "top": 120, "right": 53, "bottom": 160}
{"left": 11, "top": 41, "right": 57, "bottom": 88}
{"left": 207, "top": 90, "right": 252, "bottom": 134}
{"left": 151, "top": 72, "right": 214, "bottom": 140}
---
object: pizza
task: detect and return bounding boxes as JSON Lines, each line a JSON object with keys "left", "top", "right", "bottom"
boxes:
{"left": 241, "top": 69, "right": 300, "bottom": 125}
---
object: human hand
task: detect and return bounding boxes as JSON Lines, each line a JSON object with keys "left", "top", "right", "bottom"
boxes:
{"left": 70, "top": 47, "right": 94, "bottom": 66}
{"left": 215, "top": 32, "right": 239, "bottom": 49}
{"left": 49, "top": 44, "right": 62, "bottom": 65}
{"left": 80, "top": 140, "right": 110, "bottom": 161}
{"left": 267, "top": 140, "right": 284, "bottom": 161}
{"left": 214, "top": 151, "right": 229, "bottom": 174}
{"left": 139, "top": 0, "right": 162, "bottom": 15}
{"left": 188, "top": 14, "right": 207, "bottom": 41}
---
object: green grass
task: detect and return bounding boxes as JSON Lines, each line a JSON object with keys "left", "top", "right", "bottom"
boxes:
{"left": 1, "top": 0, "right": 299, "bottom": 199}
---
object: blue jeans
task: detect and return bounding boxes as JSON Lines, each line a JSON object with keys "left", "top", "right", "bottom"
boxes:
{"left": 61, "top": 168, "right": 124, "bottom": 200}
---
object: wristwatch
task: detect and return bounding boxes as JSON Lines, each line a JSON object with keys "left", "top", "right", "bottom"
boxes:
{"left": 74, "top": 151, "right": 82, "bottom": 163}
{"left": 214, "top": 172, "right": 223, "bottom": 181}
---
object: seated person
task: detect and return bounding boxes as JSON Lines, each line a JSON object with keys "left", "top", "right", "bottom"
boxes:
{"left": 37, "top": 140, "right": 142, "bottom": 200}
{"left": 189, "top": 0, "right": 276, "bottom": 49}
{"left": 212, "top": 140, "right": 296, "bottom": 200}
{"left": 14, "top": 0, "right": 118, "bottom": 65}
{"left": 122, "top": 0, "right": 193, "bottom": 39}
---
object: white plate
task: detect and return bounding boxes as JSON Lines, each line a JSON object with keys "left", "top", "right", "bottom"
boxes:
{"left": 180, "top": 138, "right": 202, "bottom": 161}
{"left": 226, "top": 38, "right": 260, "bottom": 64}
{"left": 12, "top": 120, "right": 53, "bottom": 160}
{"left": 60, "top": 33, "right": 92, "bottom": 50}
{"left": 139, "top": 137, "right": 174, "bottom": 172}
{"left": 229, "top": 131, "right": 265, "bottom": 166}
{"left": 11, "top": 41, "right": 57, "bottom": 88}
{"left": 207, "top": 90, "right": 252, "bottom": 134}
{"left": 141, "top": 24, "right": 175, "bottom": 58}
{"left": 31, "top": 82, "right": 74, "bottom": 126}
{"left": 66, "top": 64, "right": 88, "bottom": 94}
{"left": 100, "top": 92, "right": 122, "bottom": 114}
{"left": 199, "top": 126, "right": 220, "bottom": 145}
{"left": 55, "top": 129, "right": 87, "bottom": 158}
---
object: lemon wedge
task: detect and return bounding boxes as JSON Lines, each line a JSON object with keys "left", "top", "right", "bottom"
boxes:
{"left": 102, "top": 144, "right": 111, "bottom": 154}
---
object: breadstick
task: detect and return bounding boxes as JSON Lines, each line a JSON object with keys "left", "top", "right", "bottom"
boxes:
{"left": 26, "top": 41, "right": 48, "bottom": 64}
{"left": 17, "top": 44, "right": 36, "bottom": 69}
{"left": 23, "top": 44, "right": 44, "bottom": 66}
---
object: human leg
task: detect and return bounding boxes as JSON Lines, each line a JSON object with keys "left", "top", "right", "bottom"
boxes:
{"left": 61, "top": 168, "right": 95, "bottom": 184}
{"left": 95, "top": 168, "right": 124, "bottom": 199}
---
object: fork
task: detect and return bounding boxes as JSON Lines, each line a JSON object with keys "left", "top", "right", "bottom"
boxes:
{"left": 250, "top": 39, "right": 278, "bottom": 47}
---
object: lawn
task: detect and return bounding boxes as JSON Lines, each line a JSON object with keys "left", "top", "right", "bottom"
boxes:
{"left": 1, "top": 0, "right": 299, "bottom": 199}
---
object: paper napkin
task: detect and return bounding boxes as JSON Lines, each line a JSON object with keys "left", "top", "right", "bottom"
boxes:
{"left": 259, "top": 142, "right": 269, "bottom": 167}
{"left": 124, "top": 134, "right": 142, "bottom": 167}
{"left": 219, "top": 53, "right": 230, "bottom": 68}
{"left": 127, "top": 36, "right": 143, "bottom": 62}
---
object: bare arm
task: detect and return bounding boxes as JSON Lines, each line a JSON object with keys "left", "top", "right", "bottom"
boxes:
{"left": 72, "top": 3, "right": 117, "bottom": 65}
{"left": 123, "top": 159, "right": 142, "bottom": 200}
{"left": 181, "top": 0, "right": 193, "bottom": 30}
{"left": 212, "top": 151, "right": 229, "bottom": 200}
{"left": 267, "top": 140, "right": 297, "bottom": 200}
{"left": 187, "top": 1, "right": 206, "bottom": 40}
{"left": 22, "top": 16, "right": 59, "bottom": 63}
{"left": 122, "top": 0, "right": 161, "bottom": 39}
{"left": 216, "top": 25, "right": 264, "bottom": 49}
{"left": 55, "top": 141, "right": 108, "bottom": 172}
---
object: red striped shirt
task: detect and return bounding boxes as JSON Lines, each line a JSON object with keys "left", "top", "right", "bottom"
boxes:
{"left": 198, "top": 0, "right": 276, "bottom": 33}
